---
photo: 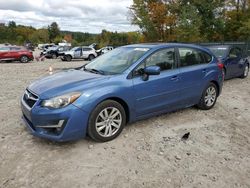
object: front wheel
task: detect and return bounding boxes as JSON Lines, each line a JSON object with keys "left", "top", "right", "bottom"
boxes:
{"left": 52, "top": 54, "right": 57, "bottom": 59}
{"left": 197, "top": 82, "right": 218, "bottom": 110}
{"left": 88, "top": 100, "right": 126, "bottom": 142}
{"left": 65, "top": 55, "right": 72, "bottom": 62}
{"left": 88, "top": 54, "right": 95, "bottom": 61}
{"left": 240, "top": 64, "right": 249, "bottom": 79}
{"left": 20, "top": 56, "right": 29, "bottom": 63}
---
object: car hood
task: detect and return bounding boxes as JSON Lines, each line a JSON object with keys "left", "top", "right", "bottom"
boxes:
{"left": 28, "top": 69, "right": 108, "bottom": 99}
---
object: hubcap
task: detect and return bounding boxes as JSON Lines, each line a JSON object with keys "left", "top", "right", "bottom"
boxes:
{"left": 204, "top": 86, "right": 216, "bottom": 107}
{"left": 21, "top": 56, "right": 28, "bottom": 63}
{"left": 244, "top": 66, "right": 249, "bottom": 77}
{"left": 95, "top": 107, "right": 122, "bottom": 137}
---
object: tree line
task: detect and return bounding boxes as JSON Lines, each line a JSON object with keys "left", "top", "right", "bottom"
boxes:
{"left": 0, "top": 0, "right": 249, "bottom": 47}
{"left": 0, "top": 21, "right": 143, "bottom": 47}
{"left": 129, "top": 0, "right": 250, "bottom": 42}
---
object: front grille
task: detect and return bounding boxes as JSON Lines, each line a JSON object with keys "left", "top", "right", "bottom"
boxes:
{"left": 23, "top": 89, "right": 39, "bottom": 108}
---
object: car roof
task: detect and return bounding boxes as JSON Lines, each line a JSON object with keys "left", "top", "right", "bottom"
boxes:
{"left": 206, "top": 45, "right": 230, "bottom": 49}
{"left": 124, "top": 43, "right": 207, "bottom": 49}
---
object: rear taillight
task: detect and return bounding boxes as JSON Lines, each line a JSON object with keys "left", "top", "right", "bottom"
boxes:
{"left": 217, "top": 60, "right": 224, "bottom": 69}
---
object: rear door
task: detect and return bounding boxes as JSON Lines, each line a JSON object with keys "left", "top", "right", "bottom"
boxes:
{"left": 82, "top": 48, "right": 92, "bottom": 58}
{"left": 132, "top": 48, "right": 181, "bottom": 117}
{"left": 177, "top": 47, "right": 213, "bottom": 106}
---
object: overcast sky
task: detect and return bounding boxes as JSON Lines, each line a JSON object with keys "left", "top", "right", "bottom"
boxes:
{"left": 0, "top": 0, "right": 139, "bottom": 33}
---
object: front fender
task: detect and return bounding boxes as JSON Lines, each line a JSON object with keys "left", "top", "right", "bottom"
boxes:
{"left": 73, "top": 80, "right": 136, "bottom": 122}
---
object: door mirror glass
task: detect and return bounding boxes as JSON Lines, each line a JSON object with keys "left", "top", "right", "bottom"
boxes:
{"left": 144, "top": 66, "right": 161, "bottom": 75}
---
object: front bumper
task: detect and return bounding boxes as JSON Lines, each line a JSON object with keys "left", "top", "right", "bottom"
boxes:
{"left": 21, "top": 97, "right": 89, "bottom": 142}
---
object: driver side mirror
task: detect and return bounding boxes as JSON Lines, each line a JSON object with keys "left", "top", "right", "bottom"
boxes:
{"left": 142, "top": 66, "right": 161, "bottom": 81}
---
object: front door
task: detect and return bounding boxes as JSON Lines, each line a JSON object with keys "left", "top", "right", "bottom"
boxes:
{"left": 132, "top": 48, "right": 181, "bottom": 117}
{"left": 226, "top": 47, "right": 242, "bottom": 77}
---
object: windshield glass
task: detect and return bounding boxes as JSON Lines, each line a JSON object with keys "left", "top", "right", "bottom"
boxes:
{"left": 208, "top": 47, "right": 228, "bottom": 58}
{"left": 85, "top": 47, "right": 150, "bottom": 74}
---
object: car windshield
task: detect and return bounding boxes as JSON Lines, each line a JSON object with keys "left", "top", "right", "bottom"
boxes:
{"left": 208, "top": 47, "right": 228, "bottom": 58}
{"left": 85, "top": 47, "right": 150, "bottom": 75}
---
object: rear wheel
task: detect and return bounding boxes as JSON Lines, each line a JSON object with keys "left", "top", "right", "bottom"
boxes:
{"left": 20, "top": 56, "right": 29, "bottom": 63}
{"left": 88, "top": 100, "right": 126, "bottom": 142}
{"left": 197, "top": 82, "right": 218, "bottom": 110}
{"left": 240, "top": 64, "right": 249, "bottom": 78}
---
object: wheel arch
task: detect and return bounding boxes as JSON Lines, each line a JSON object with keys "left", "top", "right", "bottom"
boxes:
{"left": 210, "top": 80, "right": 220, "bottom": 96}
{"left": 99, "top": 97, "right": 130, "bottom": 123}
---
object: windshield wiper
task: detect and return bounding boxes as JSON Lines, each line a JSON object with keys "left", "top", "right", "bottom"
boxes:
{"left": 84, "top": 68, "right": 105, "bottom": 75}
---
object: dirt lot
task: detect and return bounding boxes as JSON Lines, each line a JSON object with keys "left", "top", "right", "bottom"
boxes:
{"left": 0, "top": 55, "right": 250, "bottom": 188}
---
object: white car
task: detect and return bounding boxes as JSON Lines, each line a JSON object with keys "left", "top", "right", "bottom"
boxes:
{"left": 96, "top": 46, "right": 114, "bottom": 56}
{"left": 61, "top": 46, "right": 97, "bottom": 62}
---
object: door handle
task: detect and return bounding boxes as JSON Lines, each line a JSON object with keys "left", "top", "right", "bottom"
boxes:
{"left": 170, "top": 75, "right": 179, "bottom": 81}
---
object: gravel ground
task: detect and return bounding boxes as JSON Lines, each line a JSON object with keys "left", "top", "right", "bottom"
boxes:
{"left": 0, "top": 54, "right": 250, "bottom": 188}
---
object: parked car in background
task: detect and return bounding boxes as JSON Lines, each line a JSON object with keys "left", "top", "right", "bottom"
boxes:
{"left": 24, "top": 41, "right": 35, "bottom": 51}
{"left": 21, "top": 43, "right": 223, "bottom": 142}
{"left": 61, "top": 46, "right": 97, "bottom": 61}
{"left": 207, "top": 45, "right": 249, "bottom": 79}
{"left": 44, "top": 46, "right": 71, "bottom": 59}
{"left": 96, "top": 46, "right": 114, "bottom": 56}
{"left": 0, "top": 46, "right": 33, "bottom": 63}
{"left": 38, "top": 43, "right": 56, "bottom": 51}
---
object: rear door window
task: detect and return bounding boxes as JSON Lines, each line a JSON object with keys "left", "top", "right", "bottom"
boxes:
{"left": 82, "top": 48, "right": 92, "bottom": 51}
{"left": 179, "top": 48, "right": 211, "bottom": 67}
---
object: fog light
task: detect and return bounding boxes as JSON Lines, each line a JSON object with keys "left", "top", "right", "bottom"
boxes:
{"left": 36, "top": 120, "right": 65, "bottom": 128}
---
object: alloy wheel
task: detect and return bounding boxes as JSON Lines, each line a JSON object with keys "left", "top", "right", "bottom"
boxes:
{"left": 204, "top": 86, "right": 217, "bottom": 107}
{"left": 21, "top": 56, "right": 28, "bottom": 63}
{"left": 95, "top": 107, "right": 122, "bottom": 137}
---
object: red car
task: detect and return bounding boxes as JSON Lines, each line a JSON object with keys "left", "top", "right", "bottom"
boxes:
{"left": 0, "top": 46, "right": 34, "bottom": 63}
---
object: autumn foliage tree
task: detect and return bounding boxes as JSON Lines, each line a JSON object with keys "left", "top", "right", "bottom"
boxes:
{"left": 130, "top": 0, "right": 250, "bottom": 42}
{"left": 129, "top": 0, "right": 177, "bottom": 41}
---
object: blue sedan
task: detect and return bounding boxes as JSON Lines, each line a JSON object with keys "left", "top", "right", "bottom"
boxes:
{"left": 207, "top": 45, "right": 249, "bottom": 80}
{"left": 21, "top": 43, "right": 223, "bottom": 142}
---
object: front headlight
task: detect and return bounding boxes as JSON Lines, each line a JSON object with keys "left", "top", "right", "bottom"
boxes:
{"left": 41, "top": 92, "right": 81, "bottom": 109}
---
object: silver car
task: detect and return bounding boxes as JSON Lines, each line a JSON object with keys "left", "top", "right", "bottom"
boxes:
{"left": 61, "top": 46, "right": 97, "bottom": 61}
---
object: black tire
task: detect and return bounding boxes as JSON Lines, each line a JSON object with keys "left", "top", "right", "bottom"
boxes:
{"left": 240, "top": 64, "right": 249, "bottom": 79}
{"left": 88, "top": 54, "right": 95, "bottom": 61}
{"left": 222, "top": 68, "right": 226, "bottom": 81}
{"left": 197, "top": 82, "right": 218, "bottom": 110}
{"left": 88, "top": 100, "right": 126, "bottom": 142}
{"left": 20, "top": 55, "right": 29, "bottom": 63}
{"left": 52, "top": 54, "right": 57, "bottom": 59}
{"left": 65, "top": 55, "right": 72, "bottom": 62}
